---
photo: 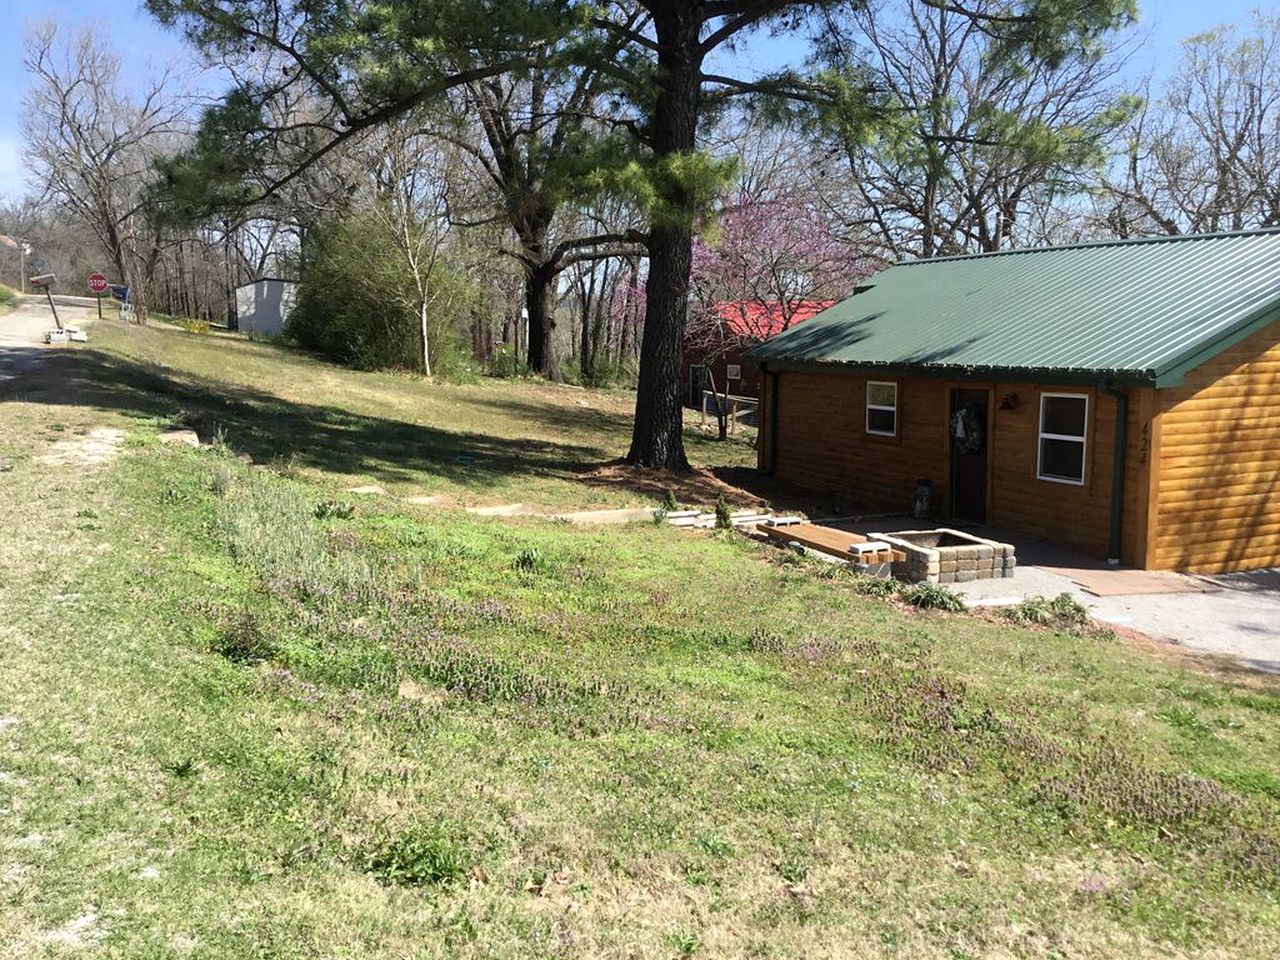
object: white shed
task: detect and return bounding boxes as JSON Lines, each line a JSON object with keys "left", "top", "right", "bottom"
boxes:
{"left": 234, "top": 278, "right": 296, "bottom": 338}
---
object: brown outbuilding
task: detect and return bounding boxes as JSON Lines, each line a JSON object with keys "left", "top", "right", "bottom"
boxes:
{"left": 749, "top": 229, "right": 1280, "bottom": 573}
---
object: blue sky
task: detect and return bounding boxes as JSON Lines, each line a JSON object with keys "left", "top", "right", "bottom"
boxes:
{"left": 0, "top": 0, "right": 1266, "bottom": 200}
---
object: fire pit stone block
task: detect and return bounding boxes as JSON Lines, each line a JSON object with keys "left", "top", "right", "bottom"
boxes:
{"left": 868, "top": 528, "right": 1016, "bottom": 585}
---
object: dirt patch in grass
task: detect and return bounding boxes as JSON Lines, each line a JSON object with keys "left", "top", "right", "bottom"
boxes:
{"left": 580, "top": 459, "right": 767, "bottom": 510}
{"left": 37, "top": 426, "right": 126, "bottom": 467}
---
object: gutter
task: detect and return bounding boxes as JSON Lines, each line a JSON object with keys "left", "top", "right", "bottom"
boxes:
{"left": 751, "top": 357, "right": 1154, "bottom": 389}
{"left": 1099, "top": 382, "right": 1128, "bottom": 565}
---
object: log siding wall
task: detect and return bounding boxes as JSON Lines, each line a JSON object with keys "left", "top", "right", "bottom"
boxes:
{"left": 1152, "top": 319, "right": 1280, "bottom": 573}
{"left": 760, "top": 370, "right": 1152, "bottom": 565}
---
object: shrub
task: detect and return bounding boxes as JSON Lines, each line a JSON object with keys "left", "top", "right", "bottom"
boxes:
{"left": 177, "top": 317, "right": 209, "bottom": 334}
{"left": 571, "top": 353, "right": 637, "bottom": 389}
{"left": 364, "top": 824, "right": 468, "bottom": 888}
{"left": 714, "top": 494, "right": 733, "bottom": 530}
{"left": 663, "top": 489, "right": 680, "bottom": 512}
{"left": 899, "top": 582, "right": 965, "bottom": 612}
{"left": 0, "top": 285, "right": 19, "bottom": 310}
{"left": 485, "top": 344, "right": 528, "bottom": 379}
{"left": 1002, "top": 593, "right": 1091, "bottom": 631}
{"left": 290, "top": 210, "right": 480, "bottom": 377}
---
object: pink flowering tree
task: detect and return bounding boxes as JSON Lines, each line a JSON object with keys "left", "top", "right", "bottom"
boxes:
{"left": 687, "top": 189, "right": 873, "bottom": 437}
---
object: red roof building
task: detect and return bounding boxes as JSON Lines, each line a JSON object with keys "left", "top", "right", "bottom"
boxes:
{"left": 684, "top": 300, "right": 831, "bottom": 408}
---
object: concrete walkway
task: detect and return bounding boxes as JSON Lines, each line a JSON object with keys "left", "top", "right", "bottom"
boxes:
{"left": 826, "top": 516, "right": 1280, "bottom": 673}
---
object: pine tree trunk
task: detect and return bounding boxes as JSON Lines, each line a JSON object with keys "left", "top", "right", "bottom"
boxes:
{"left": 525, "top": 266, "right": 560, "bottom": 381}
{"left": 626, "top": 6, "right": 701, "bottom": 471}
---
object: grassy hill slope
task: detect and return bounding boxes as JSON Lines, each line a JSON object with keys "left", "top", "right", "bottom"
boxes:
{"left": 0, "top": 322, "right": 1277, "bottom": 958}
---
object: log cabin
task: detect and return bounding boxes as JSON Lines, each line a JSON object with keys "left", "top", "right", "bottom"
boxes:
{"left": 749, "top": 229, "right": 1280, "bottom": 574}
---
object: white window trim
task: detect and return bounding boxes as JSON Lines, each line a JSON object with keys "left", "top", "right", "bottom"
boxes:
{"left": 866, "top": 380, "right": 898, "bottom": 437}
{"left": 1037, "top": 392, "right": 1089, "bottom": 486}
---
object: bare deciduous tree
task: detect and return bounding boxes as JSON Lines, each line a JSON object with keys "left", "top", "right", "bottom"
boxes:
{"left": 831, "top": 0, "right": 1134, "bottom": 258}
{"left": 22, "top": 22, "right": 190, "bottom": 319}
{"left": 1103, "top": 11, "right": 1280, "bottom": 236}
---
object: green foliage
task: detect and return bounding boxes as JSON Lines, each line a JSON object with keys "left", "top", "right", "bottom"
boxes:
{"left": 484, "top": 344, "right": 529, "bottom": 379}
{"left": 1156, "top": 705, "right": 1214, "bottom": 739}
{"left": 208, "top": 608, "right": 277, "bottom": 664}
{"left": 313, "top": 500, "right": 355, "bottom": 520}
{"left": 512, "top": 546, "right": 542, "bottom": 573}
{"left": 662, "top": 489, "right": 680, "bottom": 512}
{"left": 583, "top": 151, "right": 739, "bottom": 230}
{"left": 364, "top": 824, "right": 468, "bottom": 888}
{"left": 147, "top": 0, "right": 575, "bottom": 222}
{"left": 177, "top": 317, "right": 210, "bottom": 334}
{"left": 288, "top": 210, "right": 478, "bottom": 377}
{"left": 566, "top": 351, "right": 637, "bottom": 389}
{"left": 1001, "top": 593, "right": 1092, "bottom": 631}
{"left": 898, "top": 582, "right": 965, "bottom": 612}
{"left": 665, "top": 929, "right": 700, "bottom": 956}
{"left": 162, "top": 756, "right": 200, "bottom": 780}
{"left": 848, "top": 573, "right": 899, "bottom": 598}
{"left": 714, "top": 494, "right": 733, "bottom": 530}
{"left": 0, "top": 285, "right": 19, "bottom": 311}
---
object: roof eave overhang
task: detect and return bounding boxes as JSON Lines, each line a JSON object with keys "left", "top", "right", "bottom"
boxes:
{"left": 754, "top": 357, "right": 1154, "bottom": 388}
{"left": 1153, "top": 298, "right": 1280, "bottom": 388}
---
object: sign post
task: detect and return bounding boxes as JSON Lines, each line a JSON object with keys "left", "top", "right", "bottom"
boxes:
{"left": 87, "top": 273, "right": 109, "bottom": 319}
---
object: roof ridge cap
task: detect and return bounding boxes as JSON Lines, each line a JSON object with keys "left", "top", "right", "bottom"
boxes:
{"left": 892, "top": 226, "right": 1280, "bottom": 267}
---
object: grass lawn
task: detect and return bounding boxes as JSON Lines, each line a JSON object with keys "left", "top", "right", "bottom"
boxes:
{"left": 55, "top": 320, "right": 756, "bottom": 510}
{"left": 1, "top": 320, "right": 1278, "bottom": 958}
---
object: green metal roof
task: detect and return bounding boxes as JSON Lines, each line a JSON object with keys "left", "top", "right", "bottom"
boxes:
{"left": 749, "top": 229, "right": 1280, "bottom": 387}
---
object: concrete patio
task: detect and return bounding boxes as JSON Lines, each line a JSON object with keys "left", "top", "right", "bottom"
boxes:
{"left": 824, "top": 515, "right": 1280, "bottom": 673}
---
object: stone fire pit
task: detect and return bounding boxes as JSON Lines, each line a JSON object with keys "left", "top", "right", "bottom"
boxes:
{"left": 867, "top": 528, "right": 1016, "bottom": 584}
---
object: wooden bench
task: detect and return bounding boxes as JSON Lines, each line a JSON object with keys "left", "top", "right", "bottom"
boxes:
{"left": 760, "top": 522, "right": 905, "bottom": 565}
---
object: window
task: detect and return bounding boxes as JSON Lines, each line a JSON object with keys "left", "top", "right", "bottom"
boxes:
{"left": 866, "top": 381, "right": 898, "bottom": 436}
{"left": 1037, "top": 393, "right": 1088, "bottom": 484}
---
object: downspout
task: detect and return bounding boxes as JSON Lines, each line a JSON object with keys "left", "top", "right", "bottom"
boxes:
{"left": 1100, "top": 382, "right": 1128, "bottom": 566}
{"left": 764, "top": 363, "right": 780, "bottom": 476}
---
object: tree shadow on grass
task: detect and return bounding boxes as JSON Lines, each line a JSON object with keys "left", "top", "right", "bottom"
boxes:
{"left": 461, "top": 392, "right": 638, "bottom": 439}
{"left": 6, "top": 349, "right": 611, "bottom": 494}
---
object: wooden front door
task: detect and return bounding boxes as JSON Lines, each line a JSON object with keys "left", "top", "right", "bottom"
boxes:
{"left": 949, "top": 388, "right": 990, "bottom": 523}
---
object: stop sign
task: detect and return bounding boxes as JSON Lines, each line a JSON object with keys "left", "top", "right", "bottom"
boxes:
{"left": 87, "top": 273, "right": 109, "bottom": 294}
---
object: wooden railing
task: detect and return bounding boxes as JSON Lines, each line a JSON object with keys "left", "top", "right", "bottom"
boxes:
{"left": 698, "top": 390, "right": 760, "bottom": 434}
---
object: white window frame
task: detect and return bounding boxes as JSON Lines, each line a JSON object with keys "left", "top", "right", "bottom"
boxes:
{"left": 866, "top": 380, "right": 898, "bottom": 437}
{"left": 1037, "top": 392, "right": 1089, "bottom": 486}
